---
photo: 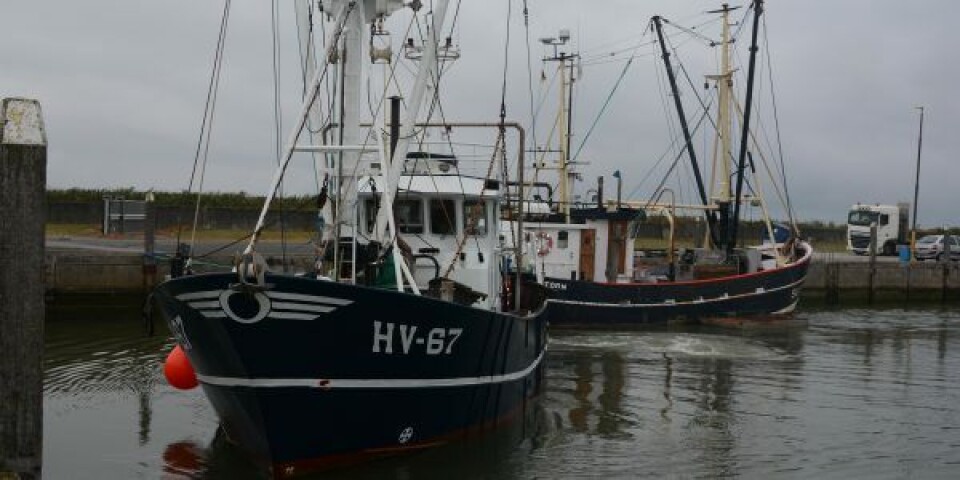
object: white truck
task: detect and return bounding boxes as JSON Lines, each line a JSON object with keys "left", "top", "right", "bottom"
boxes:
{"left": 846, "top": 203, "right": 909, "bottom": 255}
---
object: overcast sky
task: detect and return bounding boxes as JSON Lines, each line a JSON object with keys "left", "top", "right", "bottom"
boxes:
{"left": 3, "top": 0, "right": 958, "bottom": 227}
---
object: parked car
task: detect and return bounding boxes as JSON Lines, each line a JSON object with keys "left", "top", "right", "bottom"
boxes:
{"left": 914, "top": 234, "right": 960, "bottom": 261}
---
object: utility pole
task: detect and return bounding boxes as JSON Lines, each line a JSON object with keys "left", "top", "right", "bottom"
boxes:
{"left": 910, "top": 106, "right": 924, "bottom": 261}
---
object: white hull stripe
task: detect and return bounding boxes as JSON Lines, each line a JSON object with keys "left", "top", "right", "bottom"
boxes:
{"left": 772, "top": 299, "right": 799, "bottom": 315}
{"left": 264, "top": 291, "right": 353, "bottom": 306}
{"left": 176, "top": 289, "right": 354, "bottom": 322}
{"left": 196, "top": 349, "right": 546, "bottom": 390}
{"left": 187, "top": 301, "right": 220, "bottom": 309}
{"left": 548, "top": 277, "right": 806, "bottom": 309}
{"left": 178, "top": 290, "right": 353, "bottom": 307}
{"left": 177, "top": 291, "right": 221, "bottom": 301}
{"left": 271, "top": 302, "right": 336, "bottom": 313}
{"left": 271, "top": 312, "right": 320, "bottom": 321}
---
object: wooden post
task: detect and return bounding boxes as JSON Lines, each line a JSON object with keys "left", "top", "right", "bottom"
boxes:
{"left": 868, "top": 223, "right": 877, "bottom": 303}
{"left": 143, "top": 192, "right": 157, "bottom": 292}
{"left": 825, "top": 262, "right": 840, "bottom": 305}
{"left": 942, "top": 233, "right": 951, "bottom": 303}
{"left": 0, "top": 98, "right": 46, "bottom": 479}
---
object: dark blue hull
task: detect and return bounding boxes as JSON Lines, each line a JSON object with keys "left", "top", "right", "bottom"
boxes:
{"left": 152, "top": 273, "right": 547, "bottom": 477}
{"left": 542, "top": 244, "right": 812, "bottom": 327}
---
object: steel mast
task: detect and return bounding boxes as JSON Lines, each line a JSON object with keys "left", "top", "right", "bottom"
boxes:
{"left": 652, "top": 15, "right": 721, "bottom": 247}
{"left": 729, "top": 0, "right": 764, "bottom": 253}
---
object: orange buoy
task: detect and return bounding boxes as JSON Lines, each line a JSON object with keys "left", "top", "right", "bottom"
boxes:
{"left": 164, "top": 345, "right": 198, "bottom": 390}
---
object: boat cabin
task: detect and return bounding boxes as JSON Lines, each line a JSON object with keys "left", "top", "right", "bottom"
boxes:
{"left": 358, "top": 173, "right": 501, "bottom": 308}
{"left": 512, "top": 206, "right": 646, "bottom": 284}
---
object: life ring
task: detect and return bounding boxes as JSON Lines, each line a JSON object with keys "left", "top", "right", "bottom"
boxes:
{"left": 536, "top": 232, "right": 553, "bottom": 257}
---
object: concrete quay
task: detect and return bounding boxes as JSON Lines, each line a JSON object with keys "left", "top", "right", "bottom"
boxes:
{"left": 45, "top": 238, "right": 316, "bottom": 297}
{"left": 805, "top": 257, "right": 960, "bottom": 304}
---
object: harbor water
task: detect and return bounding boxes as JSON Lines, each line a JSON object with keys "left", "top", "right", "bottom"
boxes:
{"left": 44, "top": 301, "right": 960, "bottom": 478}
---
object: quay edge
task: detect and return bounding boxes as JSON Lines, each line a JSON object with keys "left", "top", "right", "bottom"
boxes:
{"left": 43, "top": 251, "right": 960, "bottom": 305}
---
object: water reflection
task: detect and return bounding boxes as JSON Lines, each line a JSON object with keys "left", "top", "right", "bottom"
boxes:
{"left": 160, "top": 414, "right": 552, "bottom": 480}
{"left": 43, "top": 302, "right": 960, "bottom": 478}
{"left": 45, "top": 301, "right": 169, "bottom": 450}
{"left": 546, "top": 324, "right": 809, "bottom": 478}
{"left": 567, "top": 352, "right": 629, "bottom": 438}
{"left": 45, "top": 300, "right": 553, "bottom": 480}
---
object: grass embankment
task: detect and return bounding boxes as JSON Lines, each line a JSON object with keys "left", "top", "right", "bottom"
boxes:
{"left": 46, "top": 224, "right": 849, "bottom": 253}
{"left": 45, "top": 223, "right": 316, "bottom": 243}
{"left": 47, "top": 188, "right": 853, "bottom": 251}
{"left": 47, "top": 188, "right": 316, "bottom": 211}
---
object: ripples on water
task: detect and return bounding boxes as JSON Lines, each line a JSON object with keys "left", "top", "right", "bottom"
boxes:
{"left": 44, "top": 304, "right": 960, "bottom": 479}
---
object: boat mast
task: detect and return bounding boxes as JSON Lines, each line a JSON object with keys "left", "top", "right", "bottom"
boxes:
{"left": 652, "top": 16, "right": 720, "bottom": 247}
{"left": 707, "top": 4, "right": 737, "bottom": 208}
{"left": 704, "top": 4, "right": 738, "bottom": 252}
{"left": 334, "top": 0, "right": 365, "bottom": 281}
{"left": 541, "top": 31, "right": 576, "bottom": 221}
{"left": 729, "top": 0, "right": 764, "bottom": 253}
{"left": 561, "top": 53, "right": 572, "bottom": 220}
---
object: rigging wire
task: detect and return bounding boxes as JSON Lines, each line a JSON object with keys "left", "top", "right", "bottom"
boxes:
{"left": 396, "top": 4, "right": 465, "bottom": 241}
{"left": 179, "top": 1, "right": 359, "bottom": 264}
{"left": 664, "top": 19, "right": 720, "bottom": 137}
{"left": 180, "top": 0, "right": 232, "bottom": 258}
{"left": 392, "top": 3, "right": 471, "bottom": 254}
{"left": 642, "top": 97, "right": 716, "bottom": 208}
{"left": 626, "top": 30, "right": 720, "bottom": 201}
{"left": 270, "top": 0, "right": 288, "bottom": 268}
{"left": 393, "top": 1, "right": 499, "bottom": 265}
{"left": 252, "top": 1, "right": 357, "bottom": 241}
{"left": 570, "top": 24, "right": 651, "bottom": 164}
{"left": 334, "top": 8, "right": 419, "bottom": 245}
{"left": 661, "top": 16, "right": 719, "bottom": 47}
{"left": 762, "top": 13, "right": 796, "bottom": 231}
{"left": 294, "top": 2, "right": 325, "bottom": 198}
{"left": 443, "top": 0, "right": 514, "bottom": 277}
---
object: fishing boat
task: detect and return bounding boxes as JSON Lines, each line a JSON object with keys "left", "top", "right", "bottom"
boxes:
{"left": 513, "top": 0, "right": 812, "bottom": 327}
{"left": 151, "top": 1, "right": 547, "bottom": 476}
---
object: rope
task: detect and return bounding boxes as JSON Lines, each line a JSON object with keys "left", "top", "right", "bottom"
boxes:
{"left": 763, "top": 13, "right": 797, "bottom": 233}
{"left": 642, "top": 97, "right": 716, "bottom": 208}
{"left": 443, "top": 0, "right": 513, "bottom": 278}
{"left": 182, "top": 0, "right": 232, "bottom": 259}
{"left": 270, "top": 0, "right": 288, "bottom": 269}
{"left": 570, "top": 40, "right": 640, "bottom": 163}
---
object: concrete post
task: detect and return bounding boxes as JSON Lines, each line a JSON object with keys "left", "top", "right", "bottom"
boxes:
{"left": 0, "top": 98, "right": 46, "bottom": 479}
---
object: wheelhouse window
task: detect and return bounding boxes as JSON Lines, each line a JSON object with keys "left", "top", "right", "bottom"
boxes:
{"left": 463, "top": 200, "right": 488, "bottom": 236}
{"left": 430, "top": 199, "right": 456, "bottom": 235}
{"left": 394, "top": 198, "right": 424, "bottom": 234}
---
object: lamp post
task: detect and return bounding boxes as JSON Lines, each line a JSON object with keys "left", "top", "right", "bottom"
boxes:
{"left": 910, "top": 106, "right": 924, "bottom": 261}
